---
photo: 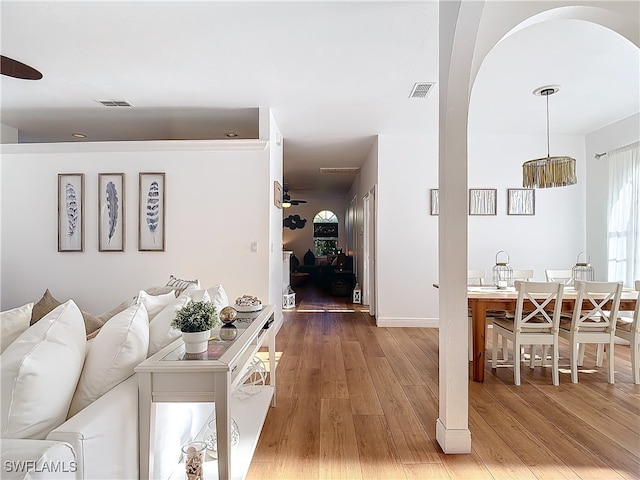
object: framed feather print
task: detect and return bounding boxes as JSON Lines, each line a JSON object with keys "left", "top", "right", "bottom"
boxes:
{"left": 58, "top": 173, "right": 84, "bottom": 252}
{"left": 138, "top": 172, "right": 165, "bottom": 251}
{"left": 99, "top": 173, "right": 125, "bottom": 251}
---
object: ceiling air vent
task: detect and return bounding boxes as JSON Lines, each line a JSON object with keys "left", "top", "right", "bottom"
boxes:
{"left": 409, "top": 82, "right": 435, "bottom": 99}
{"left": 95, "top": 100, "right": 134, "bottom": 107}
{"left": 319, "top": 167, "right": 360, "bottom": 174}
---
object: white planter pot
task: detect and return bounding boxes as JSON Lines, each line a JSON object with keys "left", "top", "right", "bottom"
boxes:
{"left": 181, "top": 330, "right": 211, "bottom": 354}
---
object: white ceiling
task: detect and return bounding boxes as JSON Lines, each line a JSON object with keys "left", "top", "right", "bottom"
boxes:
{"left": 1, "top": 1, "right": 638, "bottom": 196}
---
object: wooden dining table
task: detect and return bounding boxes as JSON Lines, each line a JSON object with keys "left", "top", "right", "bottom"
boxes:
{"left": 467, "top": 286, "right": 638, "bottom": 382}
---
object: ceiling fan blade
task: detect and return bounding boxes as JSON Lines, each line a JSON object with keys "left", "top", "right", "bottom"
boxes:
{"left": 291, "top": 199, "right": 307, "bottom": 205}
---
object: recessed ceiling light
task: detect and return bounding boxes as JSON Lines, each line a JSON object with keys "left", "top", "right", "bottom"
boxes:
{"left": 72, "top": 133, "right": 86, "bottom": 138}
{"left": 225, "top": 132, "right": 238, "bottom": 138}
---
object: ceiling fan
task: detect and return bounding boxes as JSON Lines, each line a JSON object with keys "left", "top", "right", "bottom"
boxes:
{"left": 282, "top": 185, "right": 307, "bottom": 208}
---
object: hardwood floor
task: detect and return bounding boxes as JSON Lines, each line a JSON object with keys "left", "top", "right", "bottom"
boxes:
{"left": 247, "top": 286, "right": 640, "bottom": 480}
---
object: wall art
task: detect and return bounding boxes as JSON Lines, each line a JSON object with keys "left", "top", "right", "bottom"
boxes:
{"left": 274, "top": 181, "right": 283, "bottom": 209}
{"left": 283, "top": 214, "right": 307, "bottom": 230}
{"left": 98, "top": 173, "right": 125, "bottom": 251}
{"left": 58, "top": 173, "right": 84, "bottom": 252}
{"left": 138, "top": 172, "right": 165, "bottom": 251}
{"left": 469, "top": 188, "right": 497, "bottom": 216}
{"left": 430, "top": 189, "right": 439, "bottom": 215}
{"left": 507, "top": 188, "right": 535, "bottom": 216}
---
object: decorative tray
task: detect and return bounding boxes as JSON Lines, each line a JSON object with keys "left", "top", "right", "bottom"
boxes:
{"left": 234, "top": 303, "right": 263, "bottom": 312}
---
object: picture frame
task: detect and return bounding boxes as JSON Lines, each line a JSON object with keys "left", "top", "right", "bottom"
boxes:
{"left": 98, "top": 173, "right": 125, "bottom": 251}
{"left": 138, "top": 172, "right": 165, "bottom": 251}
{"left": 274, "top": 181, "right": 283, "bottom": 209}
{"left": 469, "top": 188, "right": 497, "bottom": 216}
{"left": 430, "top": 189, "right": 439, "bottom": 215}
{"left": 58, "top": 173, "right": 84, "bottom": 252}
{"left": 508, "top": 188, "right": 535, "bottom": 216}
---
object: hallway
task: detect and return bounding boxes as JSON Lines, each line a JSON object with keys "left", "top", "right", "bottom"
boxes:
{"left": 246, "top": 285, "right": 640, "bottom": 480}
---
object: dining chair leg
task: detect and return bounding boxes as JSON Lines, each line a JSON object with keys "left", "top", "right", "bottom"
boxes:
{"left": 571, "top": 340, "right": 580, "bottom": 383}
{"left": 492, "top": 327, "right": 499, "bottom": 369}
{"left": 596, "top": 343, "right": 604, "bottom": 367}
{"left": 529, "top": 345, "right": 536, "bottom": 369}
{"left": 552, "top": 341, "right": 559, "bottom": 386}
{"left": 607, "top": 340, "right": 615, "bottom": 384}
{"left": 514, "top": 339, "right": 521, "bottom": 386}
{"left": 542, "top": 345, "right": 549, "bottom": 367}
{"left": 502, "top": 336, "right": 508, "bottom": 361}
{"left": 632, "top": 336, "right": 640, "bottom": 385}
{"left": 578, "top": 343, "right": 586, "bottom": 367}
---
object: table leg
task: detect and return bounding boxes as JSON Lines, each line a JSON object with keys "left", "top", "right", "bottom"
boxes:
{"left": 138, "top": 372, "right": 155, "bottom": 480}
{"left": 471, "top": 300, "right": 487, "bottom": 382}
{"left": 269, "top": 322, "right": 277, "bottom": 407}
{"left": 215, "top": 373, "right": 230, "bottom": 480}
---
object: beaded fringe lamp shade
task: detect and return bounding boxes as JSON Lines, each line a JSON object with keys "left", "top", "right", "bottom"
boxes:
{"left": 492, "top": 250, "right": 513, "bottom": 289}
{"left": 523, "top": 86, "right": 577, "bottom": 189}
{"left": 572, "top": 251, "right": 595, "bottom": 282}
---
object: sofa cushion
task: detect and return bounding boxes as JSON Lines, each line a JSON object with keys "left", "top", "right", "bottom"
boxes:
{"left": 0, "top": 303, "right": 34, "bottom": 353}
{"left": 166, "top": 274, "right": 200, "bottom": 296}
{"left": 68, "top": 302, "right": 149, "bottom": 417}
{"left": 190, "top": 284, "right": 229, "bottom": 311}
{"left": 1, "top": 300, "right": 86, "bottom": 439}
{"left": 30, "top": 289, "right": 62, "bottom": 325}
{"left": 147, "top": 294, "right": 195, "bottom": 356}
{"left": 136, "top": 290, "right": 176, "bottom": 320}
{"left": 85, "top": 301, "right": 130, "bottom": 340}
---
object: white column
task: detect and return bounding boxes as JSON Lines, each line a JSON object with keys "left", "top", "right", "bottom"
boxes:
{"left": 436, "top": 0, "right": 485, "bottom": 454}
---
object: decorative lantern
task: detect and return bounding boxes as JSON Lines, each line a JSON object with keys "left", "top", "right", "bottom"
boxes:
{"left": 572, "top": 251, "right": 595, "bottom": 282}
{"left": 352, "top": 283, "right": 362, "bottom": 304}
{"left": 492, "top": 251, "right": 513, "bottom": 289}
{"left": 283, "top": 286, "right": 296, "bottom": 309}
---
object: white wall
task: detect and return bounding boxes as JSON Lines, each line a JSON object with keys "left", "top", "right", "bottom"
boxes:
{"left": 376, "top": 133, "right": 439, "bottom": 327}
{"left": 1, "top": 124, "right": 18, "bottom": 144}
{"left": 0, "top": 140, "right": 275, "bottom": 315}
{"left": 585, "top": 113, "right": 640, "bottom": 280}
{"left": 467, "top": 132, "right": 587, "bottom": 281}
{"left": 267, "top": 111, "right": 284, "bottom": 323}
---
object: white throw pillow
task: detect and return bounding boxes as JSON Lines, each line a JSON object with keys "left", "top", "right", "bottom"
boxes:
{"left": 190, "top": 284, "right": 229, "bottom": 311}
{"left": 1, "top": 300, "right": 86, "bottom": 439}
{"left": 136, "top": 290, "right": 176, "bottom": 320}
{"left": 0, "top": 302, "right": 34, "bottom": 352}
{"left": 147, "top": 291, "right": 211, "bottom": 357}
{"left": 68, "top": 302, "right": 149, "bottom": 417}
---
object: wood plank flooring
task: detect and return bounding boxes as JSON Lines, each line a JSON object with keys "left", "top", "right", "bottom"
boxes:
{"left": 247, "top": 286, "right": 640, "bottom": 480}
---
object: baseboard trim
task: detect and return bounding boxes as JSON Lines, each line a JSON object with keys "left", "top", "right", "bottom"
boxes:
{"left": 436, "top": 418, "right": 472, "bottom": 454}
{"left": 376, "top": 317, "right": 439, "bottom": 328}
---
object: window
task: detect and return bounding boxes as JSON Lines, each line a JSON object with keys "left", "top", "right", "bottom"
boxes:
{"left": 313, "top": 210, "right": 338, "bottom": 256}
{"left": 607, "top": 141, "right": 639, "bottom": 286}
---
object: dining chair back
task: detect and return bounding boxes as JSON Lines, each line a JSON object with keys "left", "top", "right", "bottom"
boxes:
{"left": 545, "top": 269, "right": 573, "bottom": 285}
{"left": 512, "top": 269, "right": 534, "bottom": 282}
{"left": 558, "top": 280, "right": 623, "bottom": 383}
{"left": 467, "top": 269, "right": 486, "bottom": 286}
{"left": 491, "top": 281, "right": 564, "bottom": 385}
{"left": 614, "top": 280, "right": 640, "bottom": 383}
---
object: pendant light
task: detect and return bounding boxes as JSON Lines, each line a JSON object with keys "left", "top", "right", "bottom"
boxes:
{"left": 522, "top": 85, "right": 576, "bottom": 188}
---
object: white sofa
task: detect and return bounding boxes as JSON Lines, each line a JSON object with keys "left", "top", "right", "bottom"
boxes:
{"left": 1, "top": 280, "right": 228, "bottom": 480}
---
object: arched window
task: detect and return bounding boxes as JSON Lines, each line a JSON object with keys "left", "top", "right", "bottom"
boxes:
{"left": 313, "top": 210, "right": 338, "bottom": 256}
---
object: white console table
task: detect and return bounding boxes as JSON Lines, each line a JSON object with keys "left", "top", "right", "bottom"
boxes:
{"left": 135, "top": 305, "right": 276, "bottom": 480}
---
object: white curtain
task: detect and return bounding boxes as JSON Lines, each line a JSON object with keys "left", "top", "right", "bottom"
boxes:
{"left": 607, "top": 141, "right": 640, "bottom": 287}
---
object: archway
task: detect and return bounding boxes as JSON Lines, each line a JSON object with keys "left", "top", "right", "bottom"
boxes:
{"left": 437, "top": 0, "right": 639, "bottom": 454}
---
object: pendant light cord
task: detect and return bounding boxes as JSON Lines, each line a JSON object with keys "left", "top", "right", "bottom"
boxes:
{"left": 546, "top": 91, "right": 550, "bottom": 158}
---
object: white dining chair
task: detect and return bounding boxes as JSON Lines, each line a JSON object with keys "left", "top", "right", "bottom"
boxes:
{"left": 466, "top": 269, "right": 509, "bottom": 361}
{"left": 545, "top": 269, "right": 573, "bottom": 286}
{"left": 512, "top": 269, "right": 534, "bottom": 282}
{"left": 614, "top": 280, "right": 640, "bottom": 384}
{"left": 467, "top": 269, "right": 486, "bottom": 286}
{"left": 558, "top": 280, "right": 623, "bottom": 384}
{"left": 492, "top": 281, "right": 564, "bottom": 385}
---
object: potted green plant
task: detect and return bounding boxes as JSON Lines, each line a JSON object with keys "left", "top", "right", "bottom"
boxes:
{"left": 172, "top": 300, "right": 220, "bottom": 353}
